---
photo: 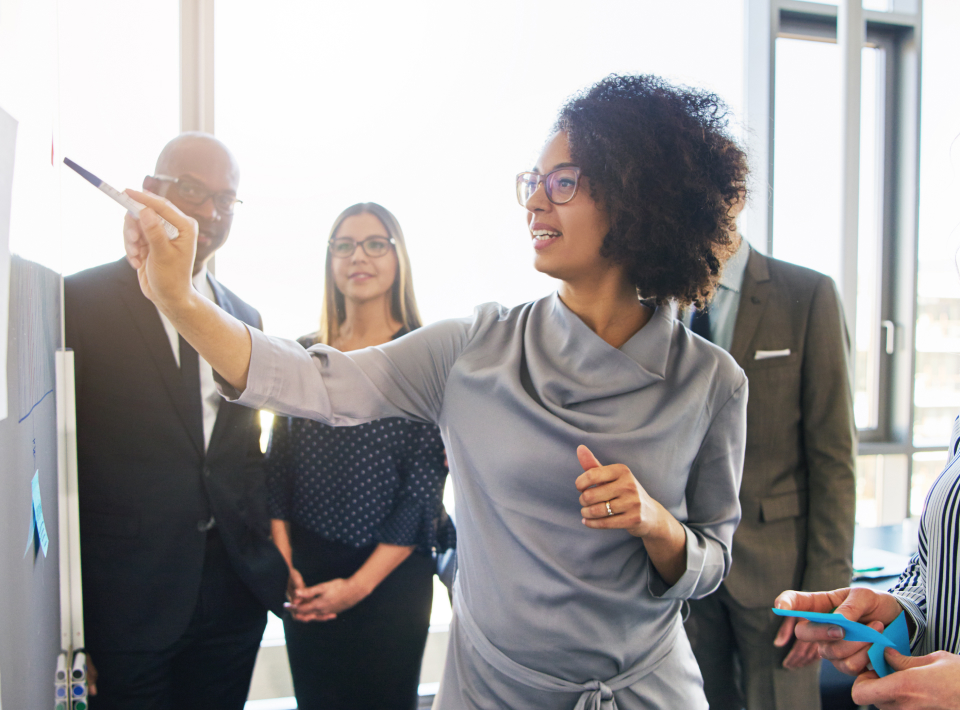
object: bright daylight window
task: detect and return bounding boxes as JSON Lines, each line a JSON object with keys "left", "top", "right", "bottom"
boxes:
{"left": 771, "top": 38, "right": 885, "bottom": 433}
{"left": 58, "top": 1, "right": 179, "bottom": 275}
{"left": 912, "top": 0, "right": 960, "bottom": 493}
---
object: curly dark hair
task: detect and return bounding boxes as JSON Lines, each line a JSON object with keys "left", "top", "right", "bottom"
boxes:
{"left": 556, "top": 74, "right": 748, "bottom": 307}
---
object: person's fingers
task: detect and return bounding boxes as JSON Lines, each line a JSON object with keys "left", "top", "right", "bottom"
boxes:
{"left": 577, "top": 445, "right": 602, "bottom": 472}
{"left": 793, "top": 618, "right": 848, "bottom": 643}
{"left": 775, "top": 589, "right": 846, "bottom": 615}
{"left": 782, "top": 639, "right": 821, "bottom": 670}
{"left": 581, "top": 497, "right": 622, "bottom": 520}
{"left": 824, "top": 641, "right": 874, "bottom": 676}
{"left": 850, "top": 671, "right": 887, "bottom": 707}
{"left": 294, "top": 582, "right": 326, "bottom": 601}
{"left": 123, "top": 213, "right": 146, "bottom": 268}
{"left": 577, "top": 465, "right": 634, "bottom": 502}
{"left": 833, "top": 589, "right": 880, "bottom": 625}
{"left": 883, "top": 647, "right": 929, "bottom": 671}
{"left": 578, "top": 479, "right": 624, "bottom": 508}
{"left": 774, "top": 616, "right": 797, "bottom": 647}
{"left": 124, "top": 188, "right": 197, "bottom": 238}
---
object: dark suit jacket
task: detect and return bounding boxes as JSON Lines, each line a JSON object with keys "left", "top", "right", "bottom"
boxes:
{"left": 721, "top": 249, "right": 857, "bottom": 608}
{"left": 65, "top": 258, "right": 287, "bottom": 653}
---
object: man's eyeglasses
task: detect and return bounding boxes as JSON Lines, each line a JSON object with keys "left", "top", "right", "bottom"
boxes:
{"left": 328, "top": 236, "right": 396, "bottom": 258}
{"left": 152, "top": 175, "right": 242, "bottom": 214}
{"left": 516, "top": 167, "right": 581, "bottom": 206}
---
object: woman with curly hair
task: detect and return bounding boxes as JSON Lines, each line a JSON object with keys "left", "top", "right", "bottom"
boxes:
{"left": 123, "top": 74, "right": 749, "bottom": 709}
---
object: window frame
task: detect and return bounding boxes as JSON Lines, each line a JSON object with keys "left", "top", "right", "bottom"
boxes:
{"left": 745, "top": 0, "right": 930, "bottom": 520}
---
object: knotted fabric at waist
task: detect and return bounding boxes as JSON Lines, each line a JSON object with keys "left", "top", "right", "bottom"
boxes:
{"left": 452, "top": 581, "right": 679, "bottom": 710}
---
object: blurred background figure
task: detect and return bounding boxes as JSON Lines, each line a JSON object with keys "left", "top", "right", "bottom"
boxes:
{"left": 266, "top": 203, "right": 453, "bottom": 710}
{"left": 685, "top": 194, "right": 857, "bottom": 710}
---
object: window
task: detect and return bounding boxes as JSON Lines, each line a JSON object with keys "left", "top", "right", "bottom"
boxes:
{"left": 752, "top": 0, "right": 925, "bottom": 525}
{"left": 914, "top": 0, "right": 960, "bottom": 452}
{"left": 57, "top": 1, "right": 179, "bottom": 276}
{"left": 213, "top": 0, "right": 746, "bottom": 339}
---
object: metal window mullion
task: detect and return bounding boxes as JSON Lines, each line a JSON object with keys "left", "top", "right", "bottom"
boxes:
{"left": 839, "top": 0, "right": 863, "bottom": 358}
{"left": 743, "top": 0, "right": 778, "bottom": 254}
{"left": 180, "top": 0, "right": 215, "bottom": 135}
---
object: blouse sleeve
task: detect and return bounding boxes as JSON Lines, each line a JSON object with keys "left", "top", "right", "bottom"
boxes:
{"left": 222, "top": 311, "right": 481, "bottom": 426}
{"left": 648, "top": 375, "right": 748, "bottom": 600}
{"left": 263, "top": 414, "right": 294, "bottom": 521}
{"left": 375, "top": 421, "right": 449, "bottom": 549}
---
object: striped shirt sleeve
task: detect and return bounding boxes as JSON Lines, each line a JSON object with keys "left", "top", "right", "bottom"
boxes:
{"left": 890, "top": 414, "right": 960, "bottom": 655}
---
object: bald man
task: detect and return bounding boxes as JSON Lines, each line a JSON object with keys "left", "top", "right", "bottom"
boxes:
{"left": 65, "top": 134, "right": 287, "bottom": 710}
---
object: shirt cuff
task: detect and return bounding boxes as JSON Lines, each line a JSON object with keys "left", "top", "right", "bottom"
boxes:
{"left": 647, "top": 525, "right": 722, "bottom": 600}
{"left": 893, "top": 595, "right": 927, "bottom": 652}
{"left": 216, "top": 324, "right": 283, "bottom": 408}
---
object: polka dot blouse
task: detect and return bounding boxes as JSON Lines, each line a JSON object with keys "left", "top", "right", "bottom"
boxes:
{"left": 265, "top": 332, "right": 453, "bottom": 555}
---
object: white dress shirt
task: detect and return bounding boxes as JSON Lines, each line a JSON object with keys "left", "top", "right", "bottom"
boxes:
{"left": 157, "top": 269, "right": 219, "bottom": 451}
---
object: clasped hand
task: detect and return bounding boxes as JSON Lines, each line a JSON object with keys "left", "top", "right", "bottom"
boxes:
{"left": 575, "top": 445, "right": 665, "bottom": 537}
{"left": 284, "top": 567, "right": 368, "bottom": 623}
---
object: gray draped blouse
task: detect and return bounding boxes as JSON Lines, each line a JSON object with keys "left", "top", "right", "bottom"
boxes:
{"left": 228, "top": 293, "right": 747, "bottom": 709}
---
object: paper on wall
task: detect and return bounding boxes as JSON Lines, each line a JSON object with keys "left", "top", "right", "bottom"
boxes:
{"left": 0, "top": 105, "right": 16, "bottom": 422}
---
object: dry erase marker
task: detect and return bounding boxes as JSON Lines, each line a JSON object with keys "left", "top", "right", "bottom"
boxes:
{"left": 63, "top": 157, "right": 180, "bottom": 240}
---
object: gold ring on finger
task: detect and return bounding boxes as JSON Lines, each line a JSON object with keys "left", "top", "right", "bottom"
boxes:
{"left": 605, "top": 501, "right": 614, "bottom": 517}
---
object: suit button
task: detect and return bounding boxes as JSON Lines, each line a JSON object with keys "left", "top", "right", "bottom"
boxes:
{"left": 203, "top": 466, "right": 211, "bottom": 477}
{"left": 197, "top": 516, "right": 216, "bottom": 531}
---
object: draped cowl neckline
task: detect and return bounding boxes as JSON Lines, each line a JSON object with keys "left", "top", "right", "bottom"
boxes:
{"left": 523, "top": 293, "right": 672, "bottom": 410}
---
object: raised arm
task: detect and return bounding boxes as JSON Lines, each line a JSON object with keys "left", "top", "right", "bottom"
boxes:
{"left": 125, "top": 189, "right": 473, "bottom": 425}
{"left": 123, "top": 189, "right": 254, "bottom": 390}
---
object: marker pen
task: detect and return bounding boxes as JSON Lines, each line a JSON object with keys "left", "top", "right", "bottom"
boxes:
{"left": 63, "top": 157, "right": 179, "bottom": 240}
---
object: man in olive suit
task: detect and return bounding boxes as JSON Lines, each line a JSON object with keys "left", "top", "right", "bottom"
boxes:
{"left": 684, "top": 212, "right": 857, "bottom": 710}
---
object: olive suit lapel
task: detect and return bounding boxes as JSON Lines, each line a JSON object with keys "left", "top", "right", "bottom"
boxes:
{"left": 729, "top": 248, "right": 772, "bottom": 367}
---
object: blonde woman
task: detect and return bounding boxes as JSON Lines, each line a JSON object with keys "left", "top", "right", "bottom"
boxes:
{"left": 266, "top": 203, "right": 452, "bottom": 710}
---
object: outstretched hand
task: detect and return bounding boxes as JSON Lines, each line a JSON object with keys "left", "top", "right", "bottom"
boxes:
{"left": 121, "top": 189, "right": 198, "bottom": 310}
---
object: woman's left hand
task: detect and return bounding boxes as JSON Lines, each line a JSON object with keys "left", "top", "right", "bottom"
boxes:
{"left": 286, "top": 577, "right": 368, "bottom": 623}
{"left": 575, "top": 445, "right": 667, "bottom": 538}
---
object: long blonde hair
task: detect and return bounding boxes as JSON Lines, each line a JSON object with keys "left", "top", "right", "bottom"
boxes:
{"left": 317, "top": 202, "right": 423, "bottom": 345}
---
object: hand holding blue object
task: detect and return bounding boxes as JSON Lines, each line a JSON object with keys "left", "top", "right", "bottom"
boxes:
{"left": 772, "top": 608, "right": 911, "bottom": 677}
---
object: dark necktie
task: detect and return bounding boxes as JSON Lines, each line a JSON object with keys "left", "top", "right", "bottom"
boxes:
{"left": 691, "top": 307, "right": 713, "bottom": 343}
{"left": 179, "top": 334, "right": 204, "bottom": 446}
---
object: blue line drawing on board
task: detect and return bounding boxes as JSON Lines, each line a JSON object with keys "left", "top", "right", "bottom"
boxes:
{"left": 18, "top": 388, "right": 54, "bottom": 424}
{"left": 12, "top": 256, "right": 60, "bottom": 422}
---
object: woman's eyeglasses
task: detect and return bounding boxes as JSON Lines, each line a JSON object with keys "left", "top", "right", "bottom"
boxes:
{"left": 328, "top": 236, "right": 396, "bottom": 258}
{"left": 152, "top": 175, "right": 242, "bottom": 214}
{"left": 516, "top": 167, "right": 581, "bottom": 206}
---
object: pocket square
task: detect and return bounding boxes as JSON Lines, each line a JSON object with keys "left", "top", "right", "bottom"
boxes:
{"left": 754, "top": 348, "right": 791, "bottom": 360}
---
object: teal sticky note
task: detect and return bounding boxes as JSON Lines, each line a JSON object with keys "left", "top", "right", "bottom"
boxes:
{"left": 772, "top": 608, "right": 911, "bottom": 676}
{"left": 867, "top": 612, "right": 911, "bottom": 678}
{"left": 31, "top": 471, "right": 49, "bottom": 557}
{"left": 772, "top": 609, "right": 893, "bottom": 646}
